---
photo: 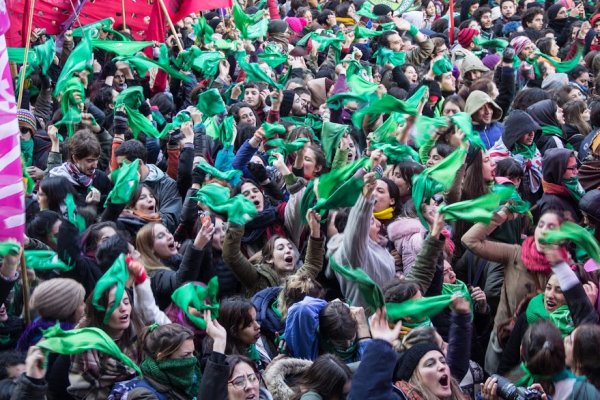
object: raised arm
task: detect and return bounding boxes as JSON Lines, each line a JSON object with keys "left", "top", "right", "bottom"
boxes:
{"left": 461, "top": 210, "right": 519, "bottom": 266}
{"left": 222, "top": 223, "right": 260, "bottom": 289}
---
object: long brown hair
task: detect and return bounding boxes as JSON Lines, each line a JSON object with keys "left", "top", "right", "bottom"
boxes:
{"left": 563, "top": 100, "right": 591, "bottom": 136}
{"left": 141, "top": 323, "right": 194, "bottom": 362}
{"left": 572, "top": 324, "right": 600, "bottom": 391}
{"left": 135, "top": 223, "right": 171, "bottom": 271}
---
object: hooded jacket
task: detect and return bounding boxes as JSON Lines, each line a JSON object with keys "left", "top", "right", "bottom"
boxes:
{"left": 528, "top": 99, "right": 567, "bottom": 156}
{"left": 263, "top": 357, "right": 312, "bottom": 400}
{"left": 387, "top": 217, "right": 426, "bottom": 275}
{"left": 143, "top": 164, "right": 182, "bottom": 233}
{"left": 464, "top": 91, "right": 504, "bottom": 149}
{"left": 537, "top": 148, "right": 581, "bottom": 220}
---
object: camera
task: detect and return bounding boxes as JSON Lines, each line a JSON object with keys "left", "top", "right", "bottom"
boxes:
{"left": 490, "top": 375, "right": 543, "bottom": 400}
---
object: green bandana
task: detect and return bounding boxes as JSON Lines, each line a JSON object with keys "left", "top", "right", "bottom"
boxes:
{"left": 105, "top": 160, "right": 140, "bottom": 206}
{"left": 196, "top": 161, "right": 242, "bottom": 183}
{"left": 65, "top": 193, "right": 87, "bottom": 232}
{"left": 513, "top": 142, "right": 537, "bottom": 159}
{"left": 262, "top": 122, "right": 286, "bottom": 139}
{"left": 372, "top": 113, "right": 406, "bottom": 144}
{"left": 235, "top": 52, "right": 282, "bottom": 89}
{"left": 233, "top": 1, "right": 268, "bottom": 39}
{"left": 72, "top": 18, "right": 113, "bottom": 38}
{"left": 258, "top": 43, "right": 289, "bottom": 68}
{"left": 347, "top": 73, "right": 379, "bottom": 95}
{"left": 140, "top": 356, "right": 199, "bottom": 398}
{"left": 91, "top": 40, "right": 153, "bottom": 56}
{"left": 93, "top": 254, "right": 130, "bottom": 324}
{"left": 562, "top": 177, "right": 585, "bottom": 202}
{"left": 354, "top": 25, "right": 384, "bottom": 39}
{"left": 196, "top": 89, "right": 226, "bottom": 117}
{"left": 0, "top": 242, "right": 20, "bottom": 257}
{"left": 326, "top": 92, "right": 372, "bottom": 111}
{"left": 442, "top": 280, "right": 473, "bottom": 315}
{"left": 472, "top": 36, "right": 508, "bottom": 52}
{"left": 187, "top": 50, "right": 225, "bottom": 76}
{"left": 267, "top": 138, "right": 309, "bottom": 162}
{"left": 37, "top": 323, "right": 142, "bottom": 376}
{"left": 492, "top": 183, "right": 531, "bottom": 214}
{"left": 9, "top": 36, "right": 55, "bottom": 78}
{"left": 114, "top": 86, "right": 162, "bottom": 139}
{"left": 540, "top": 125, "right": 564, "bottom": 138}
{"left": 540, "top": 221, "right": 600, "bottom": 263}
{"left": 329, "top": 257, "right": 385, "bottom": 312}
{"left": 352, "top": 86, "right": 427, "bottom": 128}
{"left": 54, "top": 34, "right": 93, "bottom": 96}
{"left": 191, "top": 183, "right": 257, "bottom": 225}
{"left": 525, "top": 292, "right": 573, "bottom": 337}
{"left": 432, "top": 57, "right": 453, "bottom": 77}
{"left": 438, "top": 185, "right": 514, "bottom": 224}
{"left": 373, "top": 46, "right": 406, "bottom": 67}
{"left": 321, "top": 122, "right": 349, "bottom": 167}
{"left": 386, "top": 294, "right": 454, "bottom": 322}
{"left": 194, "top": 16, "right": 215, "bottom": 44}
{"left": 21, "top": 138, "right": 34, "bottom": 167}
{"left": 171, "top": 278, "right": 220, "bottom": 330}
{"left": 55, "top": 77, "right": 87, "bottom": 138}
{"left": 533, "top": 46, "right": 583, "bottom": 74}
{"left": 114, "top": 45, "right": 192, "bottom": 82}
{"left": 25, "top": 250, "right": 71, "bottom": 271}
{"left": 320, "top": 337, "right": 358, "bottom": 362}
{"left": 220, "top": 115, "right": 236, "bottom": 145}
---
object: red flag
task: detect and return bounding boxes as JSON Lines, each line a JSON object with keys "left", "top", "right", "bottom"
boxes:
{"left": 448, "top": 0, "right": 455, "bottom": 45}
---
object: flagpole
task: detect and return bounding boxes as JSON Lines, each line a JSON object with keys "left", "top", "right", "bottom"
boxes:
{"left": 157, "top": 0, "right": 184, "bottom": 52}
{"left": 17, "top": 0, "right": 36, "bottom": 109}
{"left": 20, "top": 252, "right": 31, "bottom": 325}
{"left": 122, "top": 0, "right": 127, "bottom": 30}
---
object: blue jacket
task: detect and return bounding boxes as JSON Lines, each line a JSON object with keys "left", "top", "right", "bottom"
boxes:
{"left": 474, "top": 122, "right": 504, "bottom": 149}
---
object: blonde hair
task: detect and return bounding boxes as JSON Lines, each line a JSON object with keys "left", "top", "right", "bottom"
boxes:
{"left": 136, "top": 223, "right": 172, "bottom": 272}
{"left": 277, "top": 274, "right": 325, "bottom": 318}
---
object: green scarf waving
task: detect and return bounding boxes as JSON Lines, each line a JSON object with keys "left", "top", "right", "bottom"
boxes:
{"left": 92, "top": 254, "right": 130, "bottom": 324}
{"left": 525, "top": 292, "right": 573, "bottom": 337}
{"left": 171, "top": 278, "right": 220, "bottom": 330}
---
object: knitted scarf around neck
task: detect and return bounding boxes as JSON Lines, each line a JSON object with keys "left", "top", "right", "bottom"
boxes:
{"left": 540, "top": 125, "right": 564, "bottom": 138}
{"left": 520, "top": 236, "right": 552, "bottom": 274}
{"left": 241, "top": 205, "right": 280, "bottom": 244}
{"left": 541, "top": 180, "right": 573, "bottom": 199}
{"left": 140, "top": 356, "right": 200, "bottom": 399}
{"left": 66, "top": 162, "right": 94, "bottom": 187}
{"left": 513, "top": 142, "right": 537, "bottom": 159}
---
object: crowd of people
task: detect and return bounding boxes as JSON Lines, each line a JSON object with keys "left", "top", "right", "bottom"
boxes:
{"left": 4, "top": 0, "right": 600, "bottom": 398}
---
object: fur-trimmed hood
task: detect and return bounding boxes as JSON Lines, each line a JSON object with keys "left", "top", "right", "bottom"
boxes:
{"left": 263, "top": 356, "right": 313, "bottom": 400}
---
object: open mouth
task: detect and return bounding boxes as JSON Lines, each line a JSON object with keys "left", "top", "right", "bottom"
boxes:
{"left": 119, "top": 314, "right": 130, "bottom": 323}
{"left": 167, "top": 242, "right": 177, "bottom": 251}
{"left": 546, "top": 299, "right": 556, "bottom": 309}
{"left": 245, "top": 395, "right": 256, "bottom": 400}
{"left": 284, "top": 255, "right": 293, "bottom": 263}
{"left": 438, "top": 374, "right": 449, "bottom": 387}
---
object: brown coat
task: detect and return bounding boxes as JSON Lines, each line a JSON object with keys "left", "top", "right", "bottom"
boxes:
{"left": 462, "top": 215, "right": 550, "bottom": 327}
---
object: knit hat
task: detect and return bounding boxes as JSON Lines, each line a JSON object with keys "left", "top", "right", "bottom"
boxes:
{"left": 373, "top": 4, "right": 393, "bottom": 16}
{"left": 269, "top": 19, "right": 289, "bottom": 34}
{"left": 17, "top": 109, "right": 36, "bottom": 133}
{"left": 541, "top": 73, "right": 569, "bottom": 91}
{"left": 29, "top": 278, "right": 85, "bottom": 321}
{"left": 285, "top": 17, "right": 308, "bottom": 34}
{"left": 546, "top": 3, "right": 563, "bottom": 21}
{"left": 457, "top": 28, "right": 479, "bottom": 48}
{"left": 580, "top": 190, "right": 600, "bottom": 221}
{"left": 502, "top": 110, "right": 540, "bottom": 150}
{"left": 394, "top": 343, "right": 443, "bottom": 381}
{"left": 510, "top": 36, "right": 533, "bottom": 56}
{"left": 280, "top": 90, "right": 296, "bottom": 117}
{"left": 482, "top": 53, "right": 501, "bottom": 70}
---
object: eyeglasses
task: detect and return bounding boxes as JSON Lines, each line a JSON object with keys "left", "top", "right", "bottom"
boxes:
{"left": 229, "top": 373, "right": 258, "bottom": 389}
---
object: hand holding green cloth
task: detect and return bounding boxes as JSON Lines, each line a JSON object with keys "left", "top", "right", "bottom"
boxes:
{"left": 171, "top": 277, "right": 220, "bottom": 330}
{"left": 352, "top": 86, "right": 428, "bottom": 128}
{"left": 412, "top": 145, "right": 467, "bottom": 226}
{"left": 194, "top": 16, "right": 215, "bottom": 43}
{"left": 354, "top": 25, "right": 384, "bottom": 39}
{"left": 220, "top": 115, "right": 237, "bottom": 145}
{"left": 93, "top": 254, "right": 130, "bottom": 324}
{"left": 472, "top": 36, "right": 508, "bottom": 51}
{"left": 113, "top": 49, "right": 193, "bottom": 83}
{"left": 442, "top": 280, "right": 472, "bottom": 304}
{"left": 262, "top": 122, "right": 286, "bottom": 139}
{"left": 535, "top": 46, "right": 583, "bottom": 73}
{"left": 54, "top": 34, "right": 94, "bottom": 96}
{"left": 0, "top": 242, "right": 20, "bottom": 256}
{"left": 321, "top": 122, "right": 350, "bottom": 167}
{"left": 197, "top": 88, "right": 226, "bottom": 117}
{"left": 438, "top": 185, "right": 515, "bottom": 224}
{"left": 258, "top": 43, "right": 289, "bottom": 68}
{"left": 235, "top": 52, "right": 282, "bottom": 89}
{"left": 492, "top": 183, "right": 531, "bottom": 214}
{"left": 54, "top": 77, "right": 87, "bottom": 138}
{"left": 373, "top": 46, "right": 406, "bottom": 67}
{"left": 326, "top": 92, "right": 372, "bottom": 111}
{"left": 346, "top": 73, "right": 379, "bottom": 95}
{"left": 8, "top": 37, "right": 55, "bottom": 76}
{"left": 267, "top": 138, "right": 309, "bottom": 161}
{"left": 329, "top": 258, "right": 385, "bottom": 312}
{"left": 197, "top": 161, "right": 242, "bottom": 183}
{"left": 105, "top": 160, "right": 140, "bottom": 206}
{"left": 91, "top": 40, "right": 153, "bottom": 56}
{"left": 232, "top": 1, "right": 268, "bottom": 39}
{"left": 160, "top": 111, "right": 192, "bottom": 138}
{"left": 191, "top": 183, "right": 258, "bottom": 225}
{"left": 525, "top": 292, "right": 573, "bottom": 337}
{"left": 65, "top": 193, "right": 87, "bottom": 233}
{"left": 372, "top": 113, "right": 406, "bottom": 144}
{"left": 540, "top": 221, "right": 600, "bottom": 263}
{"left": 38, "top": 323, "right": 142, "bottom": 376}
{"left": 371, "top": 142, "right": 420, "bottom": 163}
{"left": 296, "top": 32, "right": 345, "bottom": 52}
{"left": 114, "top": 87, "right": 162, "bottom": 139}
{"left": 25, "top": 250, "right": 71, "bottom": 271}
{"left": 386, "top": 294, "right": 454, "bottom": 322}
{"left": 72, "top": 18, "right": 113, "bottom": 38}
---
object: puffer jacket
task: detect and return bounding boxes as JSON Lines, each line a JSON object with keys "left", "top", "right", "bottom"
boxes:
{"left": 387, "top": 218, "right": 426, "bottom": 275}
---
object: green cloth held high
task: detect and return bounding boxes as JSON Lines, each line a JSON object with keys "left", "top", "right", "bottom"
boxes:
{"left": 267, "top": 138, "right": 309, "bottom": 161}
{"left": 372, "top": 113, "right": 406, "bottom": 144}
{"left": 297, "top": 32, "right": 345, "bottom": 52}
{"left": 54, "top": 34, "right": 93, "bottom": 96}
{"left": 321, "top": 122, "right": 349, "bottom": 167}
{"left": 386, "top": 294, "right": 454, "bottom": 322}
{"left": 371, "top": 142, "right": 420, "bottom": 164}
{"left": 194, "top": 16, "right": 215, "bottom": 43}
{"left": 25, "top": 250, "right": 71, "bottom": 271}
{"left": 236, "top": 52, "right": 282, "bottom": 89}
{"left": 37, "top": 323, "right": 142, "bottom": 376}
{"left": 191, "top": 183, "right": 258, "bottom": 225}
{"left": 171, "top": 277, "right": 220, "bottom": 330}
{"left": 197, "top": 89, "right": 226, "bottom": 117}
{"left": 105, "top": 160, "right": 140, "bottom": 206}
{"left": 92, "top": 254, "right": 130, "bottom": 324}
{"left": 91, "top": 40, "right": 153, "bottom": 56}
{"left": 54, "top": 77, "right": 87, "bottom": 138}
{"left": 114, "top": 87, "right": 162, "bottom": 139}
{"left": 160, "top": 111, "right": 193, "bottom": 138}
{"left": 262, "top": 122, "right": 286, "bottom": 139}
{"left": 197, "top": 161, "right": 242, "bottom": 183}
{"left": 540, "top": 221, "right": 600, "bottom": 263}
{"left": 525, "top": 292, "right": 574, "bottom": 337}
{"left": 258, "top": 43, "right": 289, "bottom": 68}
{"left": 346, "top": 73, "right": 379, "bottom": 95}
{"left": 438, "top": 185, "right": 514, "bottom": 224}
{"left": 233, "top": 1, "right": 268, "bottom": 39}
{"left": 329, "top": 258, "right": 385, "bottom": 312}
{"left": 472, "top": 36, "right": 508, "bottom": 51}
{"left": 354, "top": 25, "right": 384, "bottom": 39}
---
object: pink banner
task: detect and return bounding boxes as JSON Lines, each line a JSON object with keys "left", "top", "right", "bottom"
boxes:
{"left": 0, "top": 0, "right": 25, "bottom": 244}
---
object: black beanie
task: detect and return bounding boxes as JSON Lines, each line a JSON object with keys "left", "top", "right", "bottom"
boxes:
{"left": 207, "top": 18, "right": 222, "bottom": 31}
{"left": 373, "top": 4, "right": 393, "bottom": 16}
{"left": 268, "top": 19, "right": 288, "bottom": 34}
{"left": 394, "top": 343, "right": 442, "bottom": 382}
{"left": 280, "top": 90, "right": 296, "bottom": 117}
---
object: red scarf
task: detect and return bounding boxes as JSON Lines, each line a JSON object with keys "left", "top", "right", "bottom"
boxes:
{"left": 520, "top": 236, "right": 553, "bottom": 274}
{"left": 541, "top": 180, "right": 571, "bottom": 198}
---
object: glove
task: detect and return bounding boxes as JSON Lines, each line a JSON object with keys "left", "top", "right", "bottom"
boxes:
{"left": 114, "top": 110, "right": 128, "bottom": 134}
{"left": 248, "top": 162, "right": 269, "bottom": 183}
{"left": 192, "top": 166, "right": 207, "bottom": 185}
{"left": 139, "top": 102, "right": 151, "bottom": 117}
{"left": 502, "top": 47, "right": 516, "bottom": 64}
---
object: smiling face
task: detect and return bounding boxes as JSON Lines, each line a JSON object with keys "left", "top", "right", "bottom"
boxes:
{"left": 134, "top": 186, "right": 156, "bottom": 214}
{"left": 474, "top": 103, "right": 494, "bottom": 125}
{"left": 405, "top": 66, "right": 418, "bottom": 84}
{"left": 106, "top": 287, "right": 131, "bottom": 335}
{"left": 241, "top": 182, "right": 264, "bottom": 212}
{"left": 544, "top": 274, "right": 566, "bottom": 313}
{"left": 238, "top": 107, "right": 257, "bottom": 127}
{"left": 270, "top": 238, "right": 296, "bottom": 274}
{"left": 152, "top": 224, "right": 177, "bottom": 259}
{"left": 415, "top": 350, "right": 452, "bottom": 398}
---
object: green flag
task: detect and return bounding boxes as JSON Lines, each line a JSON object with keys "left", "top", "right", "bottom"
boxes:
{"left": 191, "top": 183, "right": 258, "bottom": 225}
{"left": 197, "top": 89, "right": 226, "bottom": 117}
{"left": 114, "top": 86, "right": 162, "bottom": 139}
{"left": 91, "top": 40, "right": 153, "bottom": 56}
{"left": 321, "top": 122, "right": 349, "bottom": 167}
{"left": 326, "top": 92, "right": 372, "bottom": 111}
{"left": 438, "top": 185, "right": 514, "bottom": 224}
{"left": 191, "top": 51, "right": 225, "bottom": 76}
{"left": 297, "top": 31, "right": 345, "bottom": 52}
{"left": 197, "top": 161, "right": 242, "bottom": 183}
{"left": 38, "top": 323, "right": 142, "bottom": 376}
{"left": 93, "top": 254, "right": 130, "bottom": 324}
{"left": 171, "top": 278, "right": 220, "bottom": 330}
{"left": 386, "top": 294, "right": 454, "bottom": 322}
{"left": 262, "top": 122, "right": 286, "bottom": 139}
{"left": 105, "top": 160, "right": 140, "bottom": 206}
{"left": 220, "top": 115, "right": 236, "bottom": 145}
{"left": 25, "top": 250, "right": 71, "bottom": 271}
{"left": 258, "top": 43, "right": 289, "bottom": 68}
{"left": 65, "top": 193, "right": 87, "bottom": 232}
{"left": 54, "top": 77, "right": 86, "bottom": 138}
{"left": 329, "top": 257, "right": 384, "bottom": 312}
{"left": 540, "top": 221, "right": 600, "bottom": 263}
{"left": 54, "top": 34, "right": 94, "bottom": 96}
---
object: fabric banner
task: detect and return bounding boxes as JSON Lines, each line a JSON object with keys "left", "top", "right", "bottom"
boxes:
{"left": 0, "top": 2, "right": 25, "bottom": 244}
